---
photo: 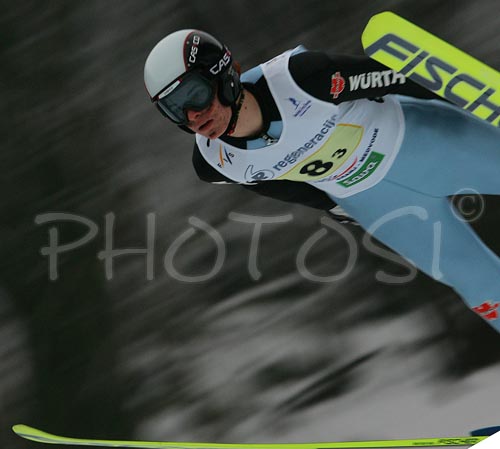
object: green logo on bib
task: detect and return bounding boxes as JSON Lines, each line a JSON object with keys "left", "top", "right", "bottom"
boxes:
{"left": 338, "top": 151, "right": 385, "bottom": 187}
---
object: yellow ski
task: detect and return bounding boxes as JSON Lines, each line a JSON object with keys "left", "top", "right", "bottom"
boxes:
{"left": 12, "top": 424, "right": 487, "bottom": 448}
{"left": 362, "top": 11, "right": 500, "bottom": 128}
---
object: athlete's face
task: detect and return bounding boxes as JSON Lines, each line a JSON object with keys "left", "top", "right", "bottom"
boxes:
{"left": 186, "top": 92, "right": 232, "bottom": 139}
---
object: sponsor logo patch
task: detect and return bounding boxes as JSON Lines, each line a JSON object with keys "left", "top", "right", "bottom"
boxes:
{"left": 473, "top": 301, "right": 499, "bottom": 321}
{"left": 244, "top": 165, "right": 275, "bottom": 182}
{"left": 330, "top": 72, "right": 345, "bottom": 99}
{"left": 337, "top": 151, "right": 384, "bottom": 187}
{"left": 217, "top": 145, "right": 234, "bottom": 168}
{"left": 348, "top": 70, "right": 406, "bottom": 91}
{"left": 287, "top": 97, "right": 312, "bottom": 117}
{"left": 272, "top": 116, "right": 337, "bottom": 174}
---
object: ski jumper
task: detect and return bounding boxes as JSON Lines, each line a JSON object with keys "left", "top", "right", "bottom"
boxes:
{"left": 193, "top": 49, "right": 500, "bottom": 333}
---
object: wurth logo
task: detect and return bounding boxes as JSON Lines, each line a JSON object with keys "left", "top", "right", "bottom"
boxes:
{"left": 348, "top": 70, "right": 406, "bottom": 91}
{"left": 330, "top": 72, "right": 345, "bottom": 99}
{"left": 473, "top": 301, "right": 499, "bottom": 321}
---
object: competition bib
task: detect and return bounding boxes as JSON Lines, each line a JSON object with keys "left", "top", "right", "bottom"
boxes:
{"left": 277, "top": 124, "right": 363, "bottom": 181}
{"left": 196, "top": 48, "right": 405, "bottom": 198}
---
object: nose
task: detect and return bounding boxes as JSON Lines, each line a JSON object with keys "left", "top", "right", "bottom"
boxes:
{"left": 186, "top": 109, "right": 204, "bottom": 122}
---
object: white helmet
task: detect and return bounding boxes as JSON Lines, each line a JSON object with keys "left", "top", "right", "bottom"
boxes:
{"left": 144, "top": 29, "right": 242, "bottom": 128}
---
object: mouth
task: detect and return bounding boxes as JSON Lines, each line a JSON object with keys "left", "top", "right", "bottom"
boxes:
{"left": 198, "top": 119, "right": 213, "bottom": 133}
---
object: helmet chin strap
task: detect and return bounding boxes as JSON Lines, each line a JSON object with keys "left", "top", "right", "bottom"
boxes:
{"left": 223, "top": 90, "right": 245, "bottom": 136}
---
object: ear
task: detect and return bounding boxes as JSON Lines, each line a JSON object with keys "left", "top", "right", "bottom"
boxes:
{"left": 232, "top": 61, "right": 242, "bottom": 75}
{"left": 218, "top": 66, "right": 242, "bottom": 106}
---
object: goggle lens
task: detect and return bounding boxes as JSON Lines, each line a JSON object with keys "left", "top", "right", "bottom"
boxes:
{"left": 154, "top": 73, "right": 215, "bottom": 125}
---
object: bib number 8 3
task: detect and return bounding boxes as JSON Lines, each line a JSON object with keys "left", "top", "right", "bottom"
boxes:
{"left": 277, "top": 124, "right": 363, "bottom": 182}
{"left": 299, "top": 148, "right": 348, "bottom": 177}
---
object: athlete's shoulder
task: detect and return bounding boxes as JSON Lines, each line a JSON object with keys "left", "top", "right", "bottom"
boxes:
{"left": 289, "top": 49, "right": 333, "bottom": 76}
{"left": 241, "top": 64, "right": 264, "bottom": 85}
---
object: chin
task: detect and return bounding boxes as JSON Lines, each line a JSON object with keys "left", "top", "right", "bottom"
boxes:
{"left": 207, "top": 126, "right": 226, "bottom": 139}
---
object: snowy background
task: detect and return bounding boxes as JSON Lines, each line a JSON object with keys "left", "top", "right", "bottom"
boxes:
{"left": 3, "top": 1, "right": 500, "bottom": 448}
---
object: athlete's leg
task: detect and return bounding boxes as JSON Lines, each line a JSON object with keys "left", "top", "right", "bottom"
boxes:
{"left": 335, "top": 180, "right": 500, "bottom": 333}
{"left": 386, "top": 96, "right": 500, "bottom": 196}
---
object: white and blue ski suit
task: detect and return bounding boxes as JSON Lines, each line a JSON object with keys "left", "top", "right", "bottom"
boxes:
{"left": 192, "top": 48, "right": 500, "bottom": 333}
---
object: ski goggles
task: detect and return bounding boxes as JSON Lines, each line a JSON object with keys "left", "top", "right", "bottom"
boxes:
{"left": 152, "top": 72, "right": 216, "bottom": 125}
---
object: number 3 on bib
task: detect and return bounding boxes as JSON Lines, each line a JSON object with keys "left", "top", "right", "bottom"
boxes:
{"left": 279, "top": 124, "right": 363, "bottom": 181}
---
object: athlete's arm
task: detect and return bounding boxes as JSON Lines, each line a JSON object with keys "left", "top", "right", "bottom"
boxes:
{"left": 289, "top": 51, "right": 442, "bottom": 103}
{"left": 192, "top": 143, "right": 338, "bottom": 211}
{"left": 241, "top": 180, "right": 338, "bottom": 211}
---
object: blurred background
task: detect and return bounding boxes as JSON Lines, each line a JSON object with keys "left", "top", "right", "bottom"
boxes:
{"left": 3, "top": 0, "right": 500, "bottom": 447}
